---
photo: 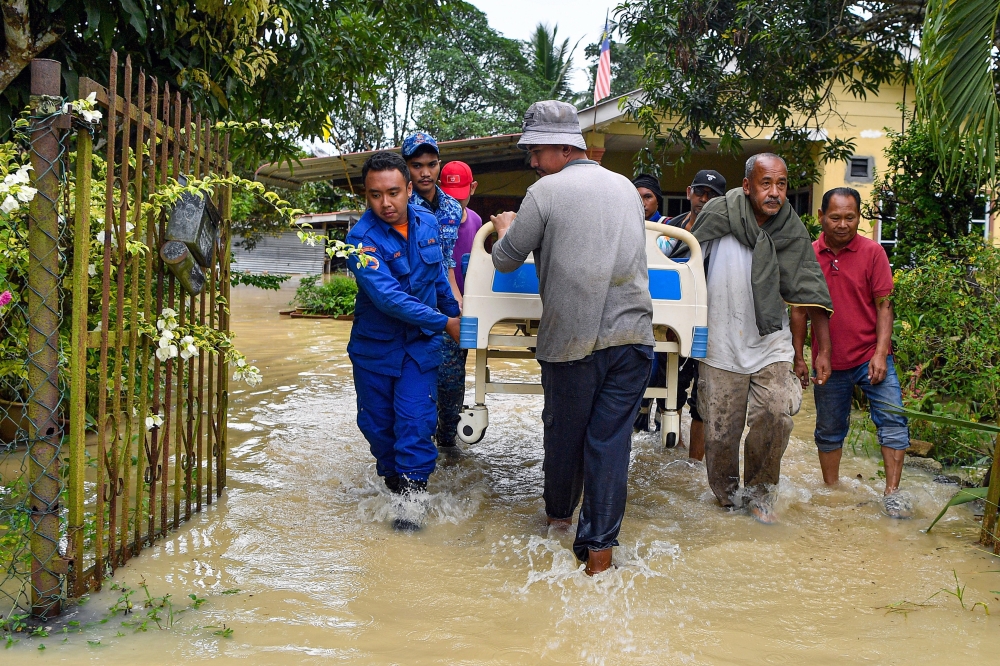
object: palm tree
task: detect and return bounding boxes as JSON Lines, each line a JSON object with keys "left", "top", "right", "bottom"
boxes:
{"left": 528, "top": 23, "right": 581, "bottom": 101}
{"left": 916, "top": 0, "right": 1000, "bottom": 189}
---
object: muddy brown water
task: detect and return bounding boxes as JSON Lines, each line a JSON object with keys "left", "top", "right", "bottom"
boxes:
{"left": 7, "top": 281, "right": 1000, "bottom": 664}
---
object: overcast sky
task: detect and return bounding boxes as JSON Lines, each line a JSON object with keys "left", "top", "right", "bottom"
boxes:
{"left": 468, "top": 0, "right": 617, "bottom": 92}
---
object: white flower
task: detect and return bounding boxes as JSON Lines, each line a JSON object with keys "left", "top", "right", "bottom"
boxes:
{"left": 155, "top": 344, "right": 178, "bottom": 362}
{"left": 145, "top": 411, "right": 164, "bottom": 431}
{"left": 158, "top": 331, "right": 175, "bottom": 346}
{"left": 16, "top": 186, "right": 36, "bottom": 203}
{"left": 81, "top": 109, "right": 102, "bottom": 123}
{"left": 88, "top": 264, "right": 96, "bottom": 277}
{"left": 236, "top": 357, "right": 246, "bottom": 368}
{"left": 261, "top": 119, "right": 272, "bottom": 127}
{"left": 1, "top": 195, "right": 19, "bottom": 214}
{"left": 12, "top": 166, "right": 31, "bottom": 185}
{"left": 96, "top": 230, "right": 107, "bottom": 245}
{"left": 180, "top": 336, "right": 198, "bottom": 360}
{"left": 161, "top": 307, "right": 177, "bottom": 319}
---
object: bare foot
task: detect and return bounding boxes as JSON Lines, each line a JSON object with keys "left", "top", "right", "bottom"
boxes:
{"left": 547, "top": 516, "right": 572, "bottom": 530}
{"left": 749, "top": 500, "right": 778, "bottom": 525}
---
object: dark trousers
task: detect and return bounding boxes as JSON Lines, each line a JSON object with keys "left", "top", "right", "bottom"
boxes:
{"left": 436, "top": 334, "right": 468, "bottom": 446}
{"left": 539, "top": 344, "right": 653, "bottom": 561}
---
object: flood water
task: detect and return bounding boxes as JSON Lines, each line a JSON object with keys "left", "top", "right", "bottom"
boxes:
{"left": 9, "top": 281, "right": 1000, "bottom": 664}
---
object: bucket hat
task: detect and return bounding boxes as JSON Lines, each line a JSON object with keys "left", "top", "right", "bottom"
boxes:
{"left": 516, "top": 100, "right": 587, "bottom": 151}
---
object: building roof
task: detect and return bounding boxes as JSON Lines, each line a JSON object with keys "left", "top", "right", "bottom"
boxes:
{"left": 256, "top": 133, "right": 529, "bottom": 190}
{"left": 254, "top": 92, "right": 646, "bottom": 190}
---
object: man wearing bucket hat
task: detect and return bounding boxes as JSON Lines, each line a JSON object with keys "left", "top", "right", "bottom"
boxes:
{"left": 490, "top": 100, "right": 654, "bottom": 576}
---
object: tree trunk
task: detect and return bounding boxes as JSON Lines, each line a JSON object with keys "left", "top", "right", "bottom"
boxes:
{"left": 0, "top": 0, "right": 61, "bottom": 93}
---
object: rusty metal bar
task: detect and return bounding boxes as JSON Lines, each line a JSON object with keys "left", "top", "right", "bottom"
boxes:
{"left": 68, "top": 117, "right": 93, "bottom": 598}
{"left": 94, "top": 50, "right": 118, "bottom": 588}
{"left": 218, "top": 135, "right": 232, "bottom": 492}
{"left": 26, "top": 58, "right": 64, "bottom": 618}
{"left": 133, "top": 75, "right": 157, "bottom": 556}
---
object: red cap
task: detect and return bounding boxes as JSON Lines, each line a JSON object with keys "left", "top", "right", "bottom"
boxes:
{"left": 440, "top": 161, "right": 474, "bottom": 200}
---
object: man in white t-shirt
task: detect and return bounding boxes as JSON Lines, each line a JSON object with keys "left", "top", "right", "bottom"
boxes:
{"left": 693, "top": 154, "right": 832, "bottom": 523}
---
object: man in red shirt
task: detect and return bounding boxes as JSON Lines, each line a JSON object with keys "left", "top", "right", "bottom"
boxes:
{"left": 791, "top": 187, "right": 911, "bottom": 517}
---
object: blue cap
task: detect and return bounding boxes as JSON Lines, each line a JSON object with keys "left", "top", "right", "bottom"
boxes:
{"left": 401, "top": 132, "right": 439, "bottom": 158}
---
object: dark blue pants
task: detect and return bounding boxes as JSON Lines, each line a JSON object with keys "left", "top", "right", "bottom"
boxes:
{"left": 539, "top": 344, "right": 653, "bottom": 561}
{"left": 353, "top": 354, "right": 438, "bottom": 482}
{"left": 436, "top": 334, "right": 468, "bottom": 446}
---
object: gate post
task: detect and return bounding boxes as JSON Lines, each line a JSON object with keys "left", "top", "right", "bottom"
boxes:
{"left": 27, "top": 58, "right": 64, "bottom": 618}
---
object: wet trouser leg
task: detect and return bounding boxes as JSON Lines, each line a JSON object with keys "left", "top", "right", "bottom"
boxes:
{"left": 700, "top": 361, "right": 801, "bottom": 506}
{"left": 743, "top": 362, "right": 801, "bottom": 499}
{"left": 353, "top": 354, "right": 439, "bottom": 483}
{"left": 436, "top": 333, "right": 468, "bottom": 446}
{"left": 539, "top": 344, "right": 653, "bottom": 561}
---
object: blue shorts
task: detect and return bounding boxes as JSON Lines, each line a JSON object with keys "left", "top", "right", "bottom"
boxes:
{"left": 813, "top": 356, "right": 909, "bottom": 453}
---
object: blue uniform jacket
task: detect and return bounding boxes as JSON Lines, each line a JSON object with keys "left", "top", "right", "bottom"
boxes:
{"left": 346, "top": 205, "right": 461, "bottom": 377}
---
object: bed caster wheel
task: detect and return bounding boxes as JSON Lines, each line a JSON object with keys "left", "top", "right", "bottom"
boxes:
{"left": 458, "top": 405, "right": 488, "bottom": 444}
{"left": 661, "top": 410, "right": 680, "bottom": 448}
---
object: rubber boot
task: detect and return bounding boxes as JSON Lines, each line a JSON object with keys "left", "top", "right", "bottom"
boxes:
{"left": 392, "top": 477, "right": 428, "bottom": 532}
{"left": 384, "top": 475, "right": 402, "bottom": 494}
{"left": 585, "top": 548, "right": 613, "bottom": 576}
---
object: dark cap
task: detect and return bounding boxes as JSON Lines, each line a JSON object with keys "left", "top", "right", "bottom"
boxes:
{"left": 690, "top": 169, "right": 726, "bottom": 195}
{"left": 632, "top": 174, "right": 663, "bottom": 207}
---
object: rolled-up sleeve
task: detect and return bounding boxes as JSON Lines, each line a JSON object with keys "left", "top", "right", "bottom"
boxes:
{"left": 492, "top": 193, "right": 543, "bottom": 273}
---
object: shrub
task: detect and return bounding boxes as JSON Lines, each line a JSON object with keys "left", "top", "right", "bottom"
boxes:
{"left": 292, "top": 275, "right": 357, "bottom": 316}
{"left": 892, "top": 237, "right": 1000, "bottom": 465}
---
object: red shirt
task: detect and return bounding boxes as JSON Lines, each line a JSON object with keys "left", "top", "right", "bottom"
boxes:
{"left": 812, "top": 232, "right": 893, "bottom": 370}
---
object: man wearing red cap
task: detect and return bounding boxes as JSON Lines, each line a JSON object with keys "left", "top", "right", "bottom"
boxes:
{"left": 436, "top": 161, "right": 483, "bottom": 448}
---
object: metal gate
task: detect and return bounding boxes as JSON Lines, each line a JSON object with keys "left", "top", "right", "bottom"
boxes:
{"left": 1, "top": 53, "right": 232, "bottom": 620}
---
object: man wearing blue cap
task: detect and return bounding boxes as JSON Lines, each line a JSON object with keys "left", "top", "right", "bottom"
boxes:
{"left": 401, "top": 132, "right": 467, "bottom": 450}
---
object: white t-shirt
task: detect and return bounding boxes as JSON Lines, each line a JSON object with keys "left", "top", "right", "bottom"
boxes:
{"left": 703, "top": 234, "right": 794, "bottom": 374}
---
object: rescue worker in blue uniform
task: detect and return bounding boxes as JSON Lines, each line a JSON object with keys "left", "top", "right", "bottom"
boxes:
{"left": 346, "top": 151, "right": 461, "bottom": 508}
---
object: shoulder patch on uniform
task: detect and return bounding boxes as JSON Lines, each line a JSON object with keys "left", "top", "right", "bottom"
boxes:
{"left": 361, "top": 245, "right": 377, "bottom": 253}
{"left": 367, "top": 257, "right": 380, "bottom": 270}
{"left": 392, "top": 251, "right": 402, "bottom": 259}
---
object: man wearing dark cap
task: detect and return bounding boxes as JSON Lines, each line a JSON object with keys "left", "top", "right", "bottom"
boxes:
{"left": 632, "top": 174, "right": 664, "bottom": 222}
{"left": 490, "top": 100, "right": 654, "bottom": 576}
{"left": 657, "top": 170, "right": 727, "bottom": 258}
{"left": 634, "top": 170, "right": 726, "bottom": 461}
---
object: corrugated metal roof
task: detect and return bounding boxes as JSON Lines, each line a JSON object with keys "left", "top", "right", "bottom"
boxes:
{"left": 233, "top": 231, "right": 327, "bottom": 275}
{"left": 256, "top": 134, "right": 530, "bottom": 190}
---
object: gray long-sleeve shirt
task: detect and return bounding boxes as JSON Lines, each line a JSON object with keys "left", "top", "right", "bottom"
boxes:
{"left": 492, "top": 159, "right": 654, "bottom": 363}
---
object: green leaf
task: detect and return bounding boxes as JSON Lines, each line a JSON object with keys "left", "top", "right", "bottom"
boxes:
{"left": 119, "top": 0, "right": 148, "bottom": 40}
{"left": 871, "top": 399, "right": 1000, "bottom": 434}
{"left": 926, "top": 486, "right": 988, "bottom": 533}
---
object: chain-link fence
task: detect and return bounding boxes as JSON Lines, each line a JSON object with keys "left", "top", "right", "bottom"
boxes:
{"left": 1, "top": 54, "right": 232, "bottom": 621}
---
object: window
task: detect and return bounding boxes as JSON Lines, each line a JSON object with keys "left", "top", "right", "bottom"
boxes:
{"left": 876, "top": 195, "right": 897, "bottom": 255}
{"left": 788, "top": 189, "right": 811, "bottom": 217}
{"left": 970, "top": 196, "right": 990, "bottom": 240}
{"left": 845, "top": 155, "right": 874, "bottom": 183}
{"left": 663, "top": 195, "right": 691, "bottom": 219}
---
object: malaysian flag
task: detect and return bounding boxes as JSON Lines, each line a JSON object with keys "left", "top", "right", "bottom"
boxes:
{"left": 594, "top": 22, "right": 612, "bottom": 103}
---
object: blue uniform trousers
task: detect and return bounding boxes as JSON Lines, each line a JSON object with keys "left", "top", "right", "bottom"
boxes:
{"left": 436, "top": 333, "right": 468, "bottom": 446}
{"left": 353, "top": 353, "right": 439, "bottom": 482}
{"left": 539, "top": 344, "right": 654, "bottom": 561}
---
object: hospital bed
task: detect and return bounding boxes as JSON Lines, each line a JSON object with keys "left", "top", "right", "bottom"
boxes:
{"left": 457, "top": 221, "right": 708, "bottom": 448}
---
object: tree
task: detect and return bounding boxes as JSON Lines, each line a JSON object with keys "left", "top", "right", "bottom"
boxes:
{"left": 616, "top": 1, "right": 924, "bottom": 183}
{"left": 527, "top": 23, "right": 579, "bottom": 102}
{"left": 327, "top": 3, "right": 548, "bottom": 150}
{"left": 0, "top": 1, "right": 457, "bottom": 168}
{"left": 916, "top": 0, "right": 1000, "bottom": 190}
{"left": 867, "top": 117, "right": 986, "bottom": 266}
